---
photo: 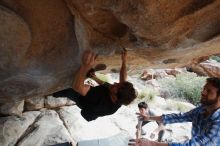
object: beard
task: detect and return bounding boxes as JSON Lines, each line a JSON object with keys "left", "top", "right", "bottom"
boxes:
{"left": 201, "top": 96, "right": 219, "bottom": 106}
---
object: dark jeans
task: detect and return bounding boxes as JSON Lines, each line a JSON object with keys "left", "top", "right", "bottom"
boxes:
{"left": 51, "top": 142, "right": 72, "bottom": 146}
{"left": 158, "top": 130, "right": 165, "bottom": 142}
{"left": 142, "top": 120, "right": 151, "bottom": 127}
{"left": 52, "top": 88, "right": 82, "bottom": 108}
{"left": 136, "top": 120, "right": 151, "bottom": 129}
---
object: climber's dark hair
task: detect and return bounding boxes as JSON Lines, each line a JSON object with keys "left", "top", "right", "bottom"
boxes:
{"left": 206, "top": 77, "right": 220, "bottom": 96}
{"left": 117, "top": 81, "right": 137, "bottom": 105}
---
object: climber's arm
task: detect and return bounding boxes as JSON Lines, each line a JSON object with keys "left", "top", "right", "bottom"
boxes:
{"left": 72, "top": 50, "right": 97, "bottom": 96}
{"left": 120, "top": 48, "right": 127, "bottom": 83}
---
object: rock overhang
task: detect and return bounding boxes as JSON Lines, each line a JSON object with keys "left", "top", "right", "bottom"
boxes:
{"left": 0, "top": 0, "right": 220, "bottom": 100}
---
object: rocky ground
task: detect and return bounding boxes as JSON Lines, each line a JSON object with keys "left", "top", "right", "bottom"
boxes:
{"left": 0, "top": 100, "right": 194, "bottom": 146}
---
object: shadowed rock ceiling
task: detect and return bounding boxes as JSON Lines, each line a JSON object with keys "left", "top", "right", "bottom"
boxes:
{"left": 0, "top": 0, "right": 220, "bottom": 101}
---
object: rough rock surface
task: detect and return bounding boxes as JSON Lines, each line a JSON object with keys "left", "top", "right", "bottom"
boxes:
{"left": 0, "top": 102, "right": 193, "bottom": 146}
{"left": 188, "top": 60, "right": 220, "bottom": 77}
{"left": 0, "top": 111, "right": 41, "bottom": 146}
{"left": 1, "top": 0, "right": 220, "bottom": 101}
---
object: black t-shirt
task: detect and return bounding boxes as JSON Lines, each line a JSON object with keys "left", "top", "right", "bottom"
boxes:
{"left": 78, "top": 83, "right": 121, "bottom": 121}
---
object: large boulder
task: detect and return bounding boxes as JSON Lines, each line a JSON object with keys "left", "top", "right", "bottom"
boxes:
{"left": 0, "top": 0, "right": 81, "bottom": 102}
{"left": 187, "top": 60, "right": 220, "bottom": 77}
{"left": 0, "top": 0, "right": 220, "bottom": 102}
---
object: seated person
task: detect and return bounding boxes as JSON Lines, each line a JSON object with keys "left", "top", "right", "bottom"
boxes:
{"left": 52, "top": 49, "right": 137, "bottom": 121}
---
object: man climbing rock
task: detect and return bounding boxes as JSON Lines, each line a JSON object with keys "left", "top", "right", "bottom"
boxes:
{"left": 52, "top": 49, "right": 137, "bottom": 121}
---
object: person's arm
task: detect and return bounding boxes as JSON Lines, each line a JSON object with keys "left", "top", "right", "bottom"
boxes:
{"left": 137, "top": 112, "right": 163, "bottom": 123}
{"left": 72, "top": 50, "right": 96, "bottom": 96}
{"left": 137, "top": 107, "right": 199, "bottom": 125}
{"left": 169, "top": 118, "right": 220, "bottom": 146}
{"left": 120, "top": 48, "right": 127, "bottom": 83}
{"left": 148, "top": 116, "right": 163, "bottom": 123}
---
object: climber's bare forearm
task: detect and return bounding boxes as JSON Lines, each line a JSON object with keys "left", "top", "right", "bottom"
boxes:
{"left": 72, "top": 65, "right": 90, "bottom": 96}
{"left": 120, "top": 61, "right": 127, "bottom": 82}
{"left": 120, "top": 48, "right": 127, "bottom": 83}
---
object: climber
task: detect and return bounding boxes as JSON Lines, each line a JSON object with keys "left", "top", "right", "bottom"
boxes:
{"left": 52, "top": 48, "right": 137, "bottom": 121}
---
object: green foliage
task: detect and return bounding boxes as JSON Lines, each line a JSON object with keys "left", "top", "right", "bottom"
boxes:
{"left": 138, "top": 90, "right": 147, "bottom": 99}
{"left": 209, "top": 55, "right": 220, "bottom": 62}
{"left": 137, "top": 86, "right": 158, "bottom": 102}
{"left": 158, "top": 72, "right": 206, "bottom": 105}
{"left": 95, "top": 73, "right": 111, "bottom": 83}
